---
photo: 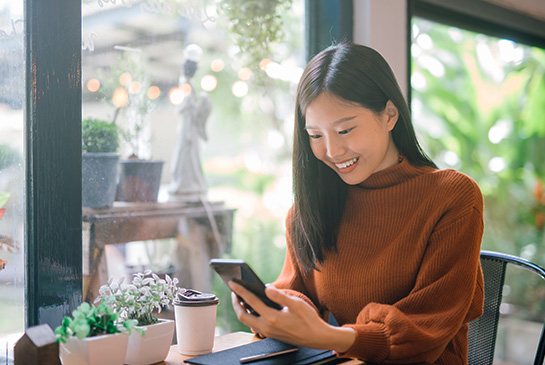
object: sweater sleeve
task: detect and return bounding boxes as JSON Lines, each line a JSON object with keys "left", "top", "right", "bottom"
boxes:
{"left": 340, "top": 184, "right": 485, "bottom": 363}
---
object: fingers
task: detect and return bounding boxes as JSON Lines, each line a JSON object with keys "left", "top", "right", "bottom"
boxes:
{"left": 229, "top": 281, "right": 270, "bottom": 315}
{"left": 264, "top": 284, "right": 289, "bottom": 307}
{"left": 230, "top": 291, "right": 249, "bottom": 317}
{"left": 230, "top": 282, "right": 333, "bottom": 349}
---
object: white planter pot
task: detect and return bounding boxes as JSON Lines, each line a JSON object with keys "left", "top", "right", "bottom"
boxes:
{"left": 124, "top": 319, "right": 175, "bottom": 365}
{"left": 59, "top": 332, "right": 129, "bottom": 365}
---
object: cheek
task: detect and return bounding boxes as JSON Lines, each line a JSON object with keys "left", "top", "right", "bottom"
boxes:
{"left": 309, "top": 141, "right": 325, "bottom": 161}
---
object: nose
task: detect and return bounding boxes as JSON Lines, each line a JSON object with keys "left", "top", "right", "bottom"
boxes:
{"left": 325, "top": 135, "right": 346, "bottom": 161}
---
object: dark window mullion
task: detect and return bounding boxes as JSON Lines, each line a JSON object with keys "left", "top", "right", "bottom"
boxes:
{"left": 411, "top": 0, "right": 545, "bottom": 50}
{"left": 305, "top": 0, "right": 353, "bottom": 61}
{"left": 25, "top": 0, "right": 82, "bottom": 328}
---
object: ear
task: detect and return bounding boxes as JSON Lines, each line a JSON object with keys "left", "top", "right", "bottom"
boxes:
{"left": 384, "top": 100, "right": 399, "bottom": 131}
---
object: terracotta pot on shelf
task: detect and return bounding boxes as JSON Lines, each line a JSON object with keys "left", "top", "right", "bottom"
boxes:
{"left": 115, "top": 159, "right": 164, "bottom": 202}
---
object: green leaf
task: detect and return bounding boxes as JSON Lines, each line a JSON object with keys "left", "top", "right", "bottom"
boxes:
{"left": 82, "top": 118, "right": 119, "bottom": 153}
{"left": 72, "top": 321, "right": 91, "bottom": 339}
{"left": 0, "top": 192, "right": 10, "bottom": 209}
{"left": 522, "top": 74, "right": 545, "bottom": 137}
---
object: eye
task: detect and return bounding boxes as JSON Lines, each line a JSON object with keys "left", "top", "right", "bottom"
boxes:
{"left": 306, "top": 130, "right": 322, "bottom": 139}
{"left": 338, "top": 127, "right": 355, "bottom": 135}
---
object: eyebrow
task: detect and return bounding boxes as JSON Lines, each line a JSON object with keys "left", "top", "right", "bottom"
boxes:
{"left": 304, "top": 115, "right": 357, "bottom": 130}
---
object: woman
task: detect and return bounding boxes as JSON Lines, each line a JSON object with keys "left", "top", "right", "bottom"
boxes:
{"left": 230, "top": 42, "right": 484, "bottom": 364}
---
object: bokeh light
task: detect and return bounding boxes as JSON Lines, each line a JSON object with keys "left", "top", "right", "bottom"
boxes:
{"left": 87, "top": 79, "right": 100, "bottom": 92}
{"left": 147, "top": 86, "right": 161, "bottom": 100}
{"left": 169, "top": 87, "right": 185, "bottom": 105}
{"left": 201, "top": 75, "right": 217, "bottom": 92}
{"left": 210, "top": 59, "right": 224, "bottom": 72}
{"left": 180, "top": 83, "right": 192, "bottom": 95}
{"left": 238, "top": 67, "right": 253, "bottom": 81}
{"left": 232, "top": 81, "right": 248, "bottom": 98}
{"left": 119, "top": 72, "right": 132, "bottom": 86}
{"left": 112, "top": 87, "right": 129, "bottom": 108}
{"left": 259, "top": 58, "right": 272, "bottom": 71}
{"left": 488, "top": 157, "right": 506, "bottom": 172}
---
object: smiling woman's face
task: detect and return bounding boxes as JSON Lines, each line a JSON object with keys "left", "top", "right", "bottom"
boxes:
{"left": 304, "top": 93, "right": 400, "bottom": 185}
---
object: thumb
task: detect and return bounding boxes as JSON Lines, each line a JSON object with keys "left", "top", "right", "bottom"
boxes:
{"left": 264, "top": 284, "right": 291, "bottom": 306}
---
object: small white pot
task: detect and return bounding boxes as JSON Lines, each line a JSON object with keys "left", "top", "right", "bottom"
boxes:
{"left": 59, "top": 332, "right": 129, "bottom": 365}
{"left": 124, "top": 319, "right": 175, "bottom": 365}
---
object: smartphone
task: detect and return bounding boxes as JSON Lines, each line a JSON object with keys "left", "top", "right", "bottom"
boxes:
{"left": 210, "top": 258, "right": 282, "bottom": 315}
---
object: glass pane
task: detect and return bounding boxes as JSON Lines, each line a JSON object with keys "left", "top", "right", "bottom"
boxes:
{"left": 0, "top": 1, "right": 25, "bottom": 363}
{"left": 411, "top": 17, "right": 545, "bottom": 364}
{"left": 82, "top": 0, "right": 303, "bottom": 334}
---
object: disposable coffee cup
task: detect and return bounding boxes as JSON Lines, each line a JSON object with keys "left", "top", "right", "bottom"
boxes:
{"left": 174, "top": 289, "right": 219, "bottom": 356}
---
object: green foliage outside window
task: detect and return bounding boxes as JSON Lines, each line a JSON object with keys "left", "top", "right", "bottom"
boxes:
{"left": 412, "top": 18, "right": 545, "bottom": 320}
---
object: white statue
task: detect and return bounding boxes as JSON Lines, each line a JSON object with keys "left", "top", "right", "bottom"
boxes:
{"left": 169, "top": 45, "right": 212, "bottom": 201}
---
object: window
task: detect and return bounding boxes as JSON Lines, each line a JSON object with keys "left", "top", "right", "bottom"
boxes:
{"left": 411, "top": 15, "right": 545, "bottom": 365}
{"left": 0, "top": 0, "right": 349, "bottom": 358}
{"left": 81, "top": 0, "right": 305, "bottom": 334}
{"left": 0, "top": 1, "right": 25, "bottom": 362}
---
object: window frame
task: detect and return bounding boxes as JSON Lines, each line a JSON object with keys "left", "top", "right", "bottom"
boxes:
{"left": 25, "top": 0, "right": 82, "bottom": 328}
{"left": 23, "top": 0, "right": 352, "bottom": 330}
{"left": 408, "top": 0, "right": 545, "bottom": 51}
{"left": 305, "top": 0, "right": 353, "bottom": 61}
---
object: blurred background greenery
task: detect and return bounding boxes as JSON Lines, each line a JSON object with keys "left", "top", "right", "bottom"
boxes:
{"left": 412, "top": 17, "right": 545, "bottom": 321}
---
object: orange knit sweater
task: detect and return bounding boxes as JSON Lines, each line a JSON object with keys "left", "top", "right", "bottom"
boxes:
{"left": 274, "top": 159, "right": 484, "bottom": 364}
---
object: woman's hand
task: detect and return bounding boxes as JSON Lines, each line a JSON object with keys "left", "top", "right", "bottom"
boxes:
{"left": 229, "top": 281, "right": 356, "bottom": 353}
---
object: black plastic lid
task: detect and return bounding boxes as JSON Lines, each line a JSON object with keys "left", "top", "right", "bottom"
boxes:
{"left": 174, "top": 289, "right": 219, "bottom": 307}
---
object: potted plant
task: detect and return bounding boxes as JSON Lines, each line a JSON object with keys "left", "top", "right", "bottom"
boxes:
{"left": 55, "top": 302, "right": 137, "bottom": 365}
{"left": 217, "top": 0, "right": 292, "bottom": 83}
{"left": 94, "top": 270, "right": 181, "bottom": 365}
{"left": 82, "top": 117, "right": 120, "bottom": 208}
{"left": 101, "top": 52, "right": 164, "bottom": 203}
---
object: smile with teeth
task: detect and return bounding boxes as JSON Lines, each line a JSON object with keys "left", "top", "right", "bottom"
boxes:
{"left": 335, "top": 157, "right": 359, "bottom": 169}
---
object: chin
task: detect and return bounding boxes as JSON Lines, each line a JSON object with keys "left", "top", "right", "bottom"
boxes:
{"left": 338, "top": 174, "right": 367, "bottom": 185}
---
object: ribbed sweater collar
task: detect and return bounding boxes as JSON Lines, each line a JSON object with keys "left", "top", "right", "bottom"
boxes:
{"left": 357, "top": 157, "right": 436, "bottom": 189}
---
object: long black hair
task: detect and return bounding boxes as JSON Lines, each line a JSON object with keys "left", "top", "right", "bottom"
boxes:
{"left": 292, "top": 42, "right": 436, "bottom": 272}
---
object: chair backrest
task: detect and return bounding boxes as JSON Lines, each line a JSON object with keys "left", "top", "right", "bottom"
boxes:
{"left": 468, "top": 250, "right": 545, "bottom": 365}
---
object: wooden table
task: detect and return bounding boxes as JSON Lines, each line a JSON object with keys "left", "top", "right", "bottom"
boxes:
{"left": 162, "top": 331, "right": 363, "bottom": 364}
{"left": 82, "top": 200, "right": 235, "bottom": 302}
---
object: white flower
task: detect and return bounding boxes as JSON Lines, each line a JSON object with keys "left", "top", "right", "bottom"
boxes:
{"left": 97, "top": 270, "right": 182, "bottom": 325}
{"left": 98, "top": 285, "right": 109, "bottom": 295}
{"left": 127, "top": 285, "right": 137, "bottom": 292}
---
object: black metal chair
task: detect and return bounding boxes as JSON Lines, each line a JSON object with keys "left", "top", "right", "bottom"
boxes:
{"left": 468, "top": 250, "right": 545, "bottom": 365}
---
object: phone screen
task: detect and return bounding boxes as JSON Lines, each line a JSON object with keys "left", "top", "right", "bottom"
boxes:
{"left": 210, "top": 258, "right": 282, "bottom": 314}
